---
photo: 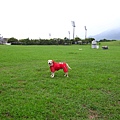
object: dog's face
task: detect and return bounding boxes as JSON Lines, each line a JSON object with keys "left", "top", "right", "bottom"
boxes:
{"left": 48, "top": 60, "right": 53, "bottom": 66}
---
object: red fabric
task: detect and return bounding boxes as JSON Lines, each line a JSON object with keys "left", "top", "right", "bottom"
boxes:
{"left": 50, "top": 62, "right": 68, "bottom": 73}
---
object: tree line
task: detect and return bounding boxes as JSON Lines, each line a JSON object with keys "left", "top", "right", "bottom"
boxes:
{"left": 7, "top": 37, "right": 95, "bottom": 45}
{"left": 6, "top": 37, "right": 117, "bottom": 45}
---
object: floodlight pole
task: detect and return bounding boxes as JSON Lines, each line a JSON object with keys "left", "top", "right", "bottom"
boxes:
{"left": 84, "top": 26, "right": 87, "bottom": 40}
{"left": 49, "top": 33, "right": 51, "bottom": 39}
{"left": 68, "top": 31, "right": 70, "bottom": 40}
{"left": 73, "top": 27, "right": 75, "bottom": 40}
{"left": 71, "top": 21, "right": 75, "bottom": 40}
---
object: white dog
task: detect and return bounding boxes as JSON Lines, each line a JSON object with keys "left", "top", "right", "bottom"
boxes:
{"left": 48, "top": 60, "right": 71, "bottom": 78}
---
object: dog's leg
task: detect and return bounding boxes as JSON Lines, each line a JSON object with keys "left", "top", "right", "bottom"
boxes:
{"left": 51, "top": 72, "right": 54, "bottom": 78}
{"left": 64, "top": 72, "right": 69, "bottom": 77}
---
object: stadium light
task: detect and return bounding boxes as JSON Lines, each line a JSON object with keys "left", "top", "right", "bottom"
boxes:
{"left": 49, "top": 33, "right": 51, "bottom": 39}
{"left": 84, "top": 26, "right": 87, "bottom": 40}
{"left": 68, "top": 31, "right": 70, "bottom": 40}
{"left": 71, "top": 21, "right": 76, "bottom": 40}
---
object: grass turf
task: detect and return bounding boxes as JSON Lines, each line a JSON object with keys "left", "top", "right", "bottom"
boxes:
{"left": 0, "top": 41, "right": 120, "bottom": 119}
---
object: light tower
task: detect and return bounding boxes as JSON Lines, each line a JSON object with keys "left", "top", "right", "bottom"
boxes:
{"left": 84, "top": 26, "right": 87, "bottom": 40}
{"left": 49, "top": 33, "right": 51, "bottom": 39}
{"left": 68, "top": 31, "right": 70, "bottom": 40}
{"left": 71, "top": 21, "right": 76, "bottom": 40}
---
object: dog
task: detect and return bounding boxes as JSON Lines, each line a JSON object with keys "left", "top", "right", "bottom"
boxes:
{"left": 48, "top": 60, "right": 71, "bottom": 78}
{"left": 102, "top": 46, "right": 108, "bottom": 49}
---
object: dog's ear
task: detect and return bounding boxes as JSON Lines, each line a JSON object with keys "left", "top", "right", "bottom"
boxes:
{"left": 52, "top": 60, "right": 54, "bottom": 63}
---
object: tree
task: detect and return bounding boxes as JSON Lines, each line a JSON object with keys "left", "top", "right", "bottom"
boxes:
{"left": 19, "top": 38, "right": 30, "bottom": 45}
{"left": 75, "top": 36, "right": 81, "bottom": 41}
{"left": 8, "top": 37, "right": 18, "bottom": 43}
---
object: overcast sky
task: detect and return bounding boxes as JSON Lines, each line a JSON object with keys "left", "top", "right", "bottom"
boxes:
{"left": 0, "top": 0, "right": 120, "bottom": 39}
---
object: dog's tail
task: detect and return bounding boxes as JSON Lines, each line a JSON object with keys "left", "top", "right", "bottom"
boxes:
{"left": 66, "top": 63, "right": 72, "bottom": 69}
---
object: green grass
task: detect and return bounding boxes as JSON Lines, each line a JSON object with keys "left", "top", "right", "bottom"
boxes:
{"left": 0, "top": 42, "right": 120, "bottom": 120}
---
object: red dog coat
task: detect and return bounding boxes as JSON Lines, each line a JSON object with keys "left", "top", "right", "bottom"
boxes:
{"left": 50, "top": 61, "right": 68, "bottom": 73}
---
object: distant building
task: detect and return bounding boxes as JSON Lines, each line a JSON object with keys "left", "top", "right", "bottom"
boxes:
{"left": 0, "top": 35, "right": 8, "bottom": 44}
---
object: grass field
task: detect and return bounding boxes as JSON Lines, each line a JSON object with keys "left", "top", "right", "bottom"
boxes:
{"left": 0, "top": 41, "right": 120, "bottom": 120}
